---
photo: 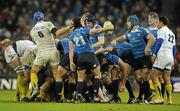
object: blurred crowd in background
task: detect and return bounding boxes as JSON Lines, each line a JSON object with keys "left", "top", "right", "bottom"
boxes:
{"left": 0, "top": 0, "right": 180, "bottom": 76}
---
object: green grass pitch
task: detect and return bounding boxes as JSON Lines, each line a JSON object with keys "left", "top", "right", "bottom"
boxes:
{"left": 0, "top": 90, "right": 180, "bottom": 111}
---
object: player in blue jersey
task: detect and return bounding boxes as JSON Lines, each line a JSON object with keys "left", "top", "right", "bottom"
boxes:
{"left": 95, "top": 41, "right": 136, "bottom": 103}
{"left": 82, "top": 13, "right": 107, "bottom": 102}
{"left": 111, "top": 15, "right": 156, "bottom": 103}
{"left": 69, "top": 17, "right": 114, "bottom": 103}
{"left": 147, "top": 12, "right": 159, "bottom": 53}
{"left": 85, "top": 14, "right": 105, "bottom": 50}
{"left": 54, "top": 38, "right": 77, "bottom": 102}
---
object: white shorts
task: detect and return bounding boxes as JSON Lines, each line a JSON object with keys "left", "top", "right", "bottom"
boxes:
{"left": 33, "top": 49, "right": 60, "bottom": 66}
{"left": 4, "top": 45, "right": 18, "bottom": 64}
{"left": 22, "top": 49, "right": 36, "bottom": 67}
{"left": 153, "top": 53, "right": 174, "bottom": 70}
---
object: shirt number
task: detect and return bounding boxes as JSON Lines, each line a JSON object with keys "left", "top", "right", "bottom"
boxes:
{"left": 74, "top": 36, "right": 86, "bottom": 47}
{"left": 168, "top": 34, "right": 174, "bottom": 43}
{"left": 38, "top": 31, "right": 44, "bottom": 38}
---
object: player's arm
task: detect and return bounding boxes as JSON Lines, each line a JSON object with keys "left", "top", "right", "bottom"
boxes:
{"left": 95, "top": 47, "right": 113, "bottom": 55}
{"left": 92, "top": 36, "right": 105, "bottom": 48}
{"left": 115, "top": 35, "right": 127, "bottom": 41}
{"left": 110, "top": 35, "right": 127, "bottom": 46}
{"left": 69, "top": 41, "right": 74, "bottom": 63}
{"left": 47, "top": 21, "right": 73, "bottom": 39}
{"left": 140, "top": 27, "right": 156, "bottom": 56}
{"left": 145, "top": 33, "right": 156, "bottom": 56}
{"left": 69, "top": 41, "right": 76, "bottom": 71}
{"left": 89, "top": 26, "right": 114, "bottom": 35}
{"left": 69, "top": 33, "right": 76, "bottom": 71}
{"left": 55, "top": 24, "right": 73, "bottom": 39}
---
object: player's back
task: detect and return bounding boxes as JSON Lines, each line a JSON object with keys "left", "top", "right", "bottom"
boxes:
{"left": 114, "top": 41, "right": 132, "bottom": 57}
{"left": 16, "top": 40, "right": 35, "bottom": 57}
{"left": 70, "top": 27, "right": 94, "bottom": 54}
{"left": 125, "top": 27, "right": 147, "bottom": 59}
{"left": 158, "top": 26, "right": 175, "bottom": 55}
{"left": 30, "top": 21, "right": 56, "bottom": 51}
{"left": 57, "top": 38, "right": 70, "bottom": 54}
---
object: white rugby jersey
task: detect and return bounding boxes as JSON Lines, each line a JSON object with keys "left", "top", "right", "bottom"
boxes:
{"left": 15, "top": 40, "right": 35, "bottom": 57}
{"left": 30, "top": 21, "right": 56, "bottom": 51}
{"left": 157, "top": 26, "right": 175, "bottom": 55}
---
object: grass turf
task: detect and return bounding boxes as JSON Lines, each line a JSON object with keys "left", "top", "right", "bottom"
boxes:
{"left": 0, "top": 90, "right": 180, "bottom": 111}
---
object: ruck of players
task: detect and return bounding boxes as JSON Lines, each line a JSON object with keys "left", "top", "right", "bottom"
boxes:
{"left": 0, "top": 10, "right": 176, "bottom": 105}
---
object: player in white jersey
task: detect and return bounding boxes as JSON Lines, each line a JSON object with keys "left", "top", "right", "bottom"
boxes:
{"left": 150, "top": 16, "right": 176, "bottom": 104}
{"left": 0, "top": 38, "right": 36, "bottom": 102}
{"left": 30, "top": 11, "right": 74, "bottom": 100}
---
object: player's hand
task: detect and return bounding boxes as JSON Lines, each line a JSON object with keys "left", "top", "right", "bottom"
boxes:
{"left": 144, "top": 47, "right": 150, "bottom": 56}
{"left": 111, "top": 39, "right": 117, "bottom": 46}
{"left": 69, "top": 21, "right": 74, "bottom": 29}
{"left": 172, "top": 59, "right": 177, "bottom": 70}
{"left": 105, "top": 47, "right": 113, "bottom": 52}
{"left": 70, "top": 62, "right": 76, "bottom": 71}
{"left": 151, "top": 53, "right": 156, "bottom": 63}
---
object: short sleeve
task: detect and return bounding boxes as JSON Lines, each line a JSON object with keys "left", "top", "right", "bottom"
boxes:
{"left": 95, "top": 24, "right": 104, "bottom": 37}
{"left": 157, "top": 29, "right": 164, "bottom": 39}
{"left": 139, "top": 27, "right": 149, "bottom": 38}
{"left": 69, "top": 33, "right": 75, "bottom": 44}
{"left": 46, "top": 22, "right": 56, "bottom": 31}
{"left": 124, "top": 33, "right": 130, "bottom": 40}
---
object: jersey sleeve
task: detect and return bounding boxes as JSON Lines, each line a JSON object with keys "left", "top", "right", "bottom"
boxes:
{"left": 124, "top": 33, "right": 130, "bottom": 41}
{"left": 95, "top": 25, "right": 104, "bottom": 37}
{"left": 157, "top": 30, "right": 165, "bottom": 39}
{"left": 30, "top": 30, "right": 35, "bottom": 41}
{"left": 46, "top": 22, "right": 56, "bottom": 32}
{"left": 83, "top": 27, "right": 90, "bottom": 35}
{"left": 69, "top": 33, "right": 75, "bottom": 44}
{"left": 140, "top": 27, "right": 149, "bottom": 38}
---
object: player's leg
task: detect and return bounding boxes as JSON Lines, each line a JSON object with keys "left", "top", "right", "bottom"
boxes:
{"left": 75, "top": 69, "right": 85, "bottom": 103}
{"left": 150, "top": 68, "right": 163, "bottom": 104}
{"left": 9, "top": 56, "right": 28, "bottom": 101}
{"left": 30, "top": 64, "right": 42, "bottom": 89}
{"left": 126, "top": 80, "right": 136, "bottom": 104}
{"left": 22, "top": 48, "right": 37, "bottom": 98}
{"left": 91, "top": 66, "right": 109, "bottom": 102}
{"left": 38, "top": 75, "right": 54, "bottom": 102}
{"left": 54, "top": 53, "right": 70, "bottom": 101}
{"left": 159, "top": 75, "right": 165, "bottom": 98}
{"left": 83, "top": 73, "right": 93, "bottom": 102}
{"left": 141, "top": 68, "right": 151, "bottom": 103}
{"left": 134, "top": 57, "right": 151, "bottom": 103}
{"left": 134, "top": 69, "right": 145, "bottom": 103}
{"left": 54, "top": 65, "right": 68, "bottom": 101}
{"left": 117, "top": 61, "right": 130, "bottom": 92}
{"left": 162, "top": 70, "right": 173, "bottom": 104}
{"left": 67, "top": 72, "right": 76, "bottom": 101}
{"left": 22, "top": 69, "right": 30, "bottom": 99}
{"left": 121, "top": 55, "right": 136, "bottom": 103}
{"left": 91, "top": 66, "right": 101, "bottom": 101}
{"left": 142, "top": 57, "right": 153, "bottom": 103}
{"left": 47, "top": 49, "right": 61, "bottom": 101}
{"left": 110, "top": 65, "right": 121, "bottom": 103}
